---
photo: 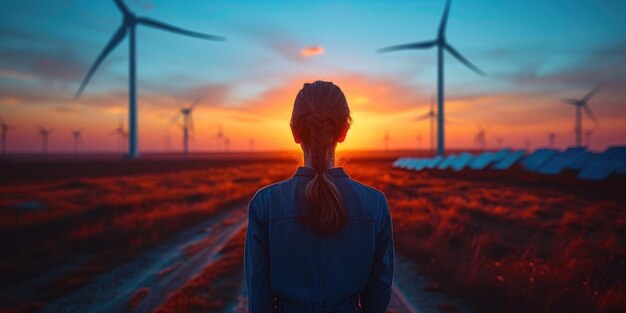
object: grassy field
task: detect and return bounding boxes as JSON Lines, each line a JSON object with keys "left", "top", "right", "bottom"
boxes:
{"left": 0, "top": 152, "right": 624, "bottom": 313}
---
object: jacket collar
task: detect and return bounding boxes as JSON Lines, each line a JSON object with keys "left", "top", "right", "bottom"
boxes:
{"left": 292, "top": 166, "right": 350, "bottom": 178}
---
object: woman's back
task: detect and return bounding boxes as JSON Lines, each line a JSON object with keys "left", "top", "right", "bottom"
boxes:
{"left": 245, "top": 166, "right": 394, "bottom": 312}
{"left": 245, "top": 81, "right": 394, "bottom": 313}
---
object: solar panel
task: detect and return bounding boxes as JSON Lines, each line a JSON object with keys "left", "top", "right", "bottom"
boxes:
{"left": 566, "top": 151, "right": 599, "bottom": 171}
{"left": 449, "top": 152, "right": 474, "bottom": 171}
{"left": 578, "top": 146, "right": 626, "bottom": 181}
{"left": 521, "top": 148, "right": 559, "bottom": 172}
{"left": 469, "top": 152, "right": 494, "bottom": 170}
{"left": 404, "top": 158, "right": 418, "bottom": 170}
{"left": 407, "top": 158, "right": 427, "bottom": 171}
{"left": 469, "top": 149, "right": 513, "bottom": 170}
{"left": 492, "top": 149, "right": 512, "bottom": 162}
{"left": 437, "top": 154, "right": 457, "bottom": 170}
{"left": 538, "top": 147, "right": 588, "bottom": 175}
{"left": 397, "top": 158, "right": 411, "bottom": 168}
{"left": 492, "top": 150, "right": 526, "bottom": 170}
{"left": 392, "top": 158, "right": 405, "bottom": 168}
{"left": 424, "top": 156, "right": 443, "bottom": 169}
{"left": 616, "top": 160, "right": 626, "bottom": 175}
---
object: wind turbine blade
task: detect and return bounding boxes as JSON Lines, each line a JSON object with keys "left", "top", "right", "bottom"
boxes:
{"left": 561, "top": 98, "right": 580, "bottom": 105}
{"left": 583, "top": 104, "right": 599, "bottom": 125}
{"left": 438, "top": 0, "right": 452, "bottom": 37}
{"left": 377, "top": 40, "right": 437, "bottom": 53}
{"left": 171, "top": 111, "right": 181, "bottom": 123}
{"left": 191, "top": 94, "right": 204, "bottom": 109}
{"left": 445, "top": 43, "right": 485, "bottom": 76}
{"left": 137, "top": 17, "right": 226, "bottom": 41}
{"left": 414, "top": 114, "right": 431, "bottom": 121}
{"left": 113, "top": 0, "right": 130, "bottom": 14}
{"left": 583, "top": 85, "right": 603, "bottom": 102}
{"left": 76, "top": 25, "right": 127, "bottom": 98}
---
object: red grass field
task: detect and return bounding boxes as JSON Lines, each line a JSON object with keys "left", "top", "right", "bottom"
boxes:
{"left": 0, "top": 152, "right": 624, "bottom": 313}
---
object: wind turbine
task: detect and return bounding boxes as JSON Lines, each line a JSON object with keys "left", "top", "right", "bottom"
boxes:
{"left": 71, "top": 129, "right": 83, "bottom": 154}
{"left": 495, "top": 136, "right": 504, "bottom": 149}
{"left": 1, "top": 116, "right": 17, "bottom": 154}
{"left": 214, "top": 126, "right": 224, "bottom": 151}
{"left": 383, "top": 129, "right": 390, "bottom": 151}
{"left": 414, "top": 96, "right": 436, "bottom": 152}
{"left": 171, "top": 96, "right": 202, "bottom": 157}
{"left": 110, "top": 120, "right": 128, "bottom": 152}
{"left": 474, "top": 126, "right": 488, "bottom": 150}
{"left": 561, "top": 85, "right": 602, "bottom": 147}
{"left": 75, "top": 0, "right": 226, "bottom": 158}
{"left": 36, "top": 126, "right": 53, "bottom": 154}
{"left": 548, "top": 132, "right": 556, "bottom": 148}
{"left": 249, "top": 138, "right": 255, "bottom": 152}
{"left": 416, "top": 134, "right": 422, "bottom": 150}
{"left": 378, "top": 0, "right": 485, "bottom": 156}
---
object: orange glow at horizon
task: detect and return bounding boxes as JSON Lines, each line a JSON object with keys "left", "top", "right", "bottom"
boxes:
{"left": 3, "top": 72, "right": 626, "bottom": 153}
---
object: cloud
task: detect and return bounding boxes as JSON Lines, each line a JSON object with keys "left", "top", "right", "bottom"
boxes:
{"left": 0, "top": 68, "right": 35, "bottom": 81}
{"left": 300, "top": 46, "right": 325, "bottom": 58}
{"left": 0, "top": 47, "right": 88, "bottom": 83}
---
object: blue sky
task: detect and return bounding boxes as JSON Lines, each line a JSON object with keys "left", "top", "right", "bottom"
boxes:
{"left": 1, "top": 0, "right": 625, "bottom": 152}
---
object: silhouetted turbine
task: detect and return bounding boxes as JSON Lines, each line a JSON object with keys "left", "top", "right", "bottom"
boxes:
{"left": 562, "top": 85, "right": 602, "bottom": 147}
{"left": 71, "top": 129, "right": 83, "bottom": 154}
{"left": 378, "top": 0, "right": 484, "bottom": 156}
{"left": 383, "top": 129, "right": 390, "bottom": 151}
{"left": 171, "top": 96, "right": 202, "bottom": 157}
{"left": 415, "top": 96, "right": 437, "bottom": 152}
{"left": 1, "top": 116, "right": 17, "bottom": 154}
{"left": 36, "top": 126, "right": 53, "bottom": 154}
{"left": 548, "top": 132, "right": 556, "bottom": 148}
{"left": 110, "top": 120, "right": 128, "bottom": 153}
{"left": 475, "top": 126, "right": 488, "bottom": 150}
{"left": 75, "top": 0, "right": 225, "bottom": 158}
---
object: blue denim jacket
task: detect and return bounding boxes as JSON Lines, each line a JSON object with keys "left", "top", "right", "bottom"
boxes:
{"left": 244, "top": 166, "right": 394, "bottom": 313}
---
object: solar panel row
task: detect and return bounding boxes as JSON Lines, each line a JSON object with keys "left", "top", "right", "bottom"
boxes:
{"left": 391, "top": 146, "right": 626, "bottom": 181}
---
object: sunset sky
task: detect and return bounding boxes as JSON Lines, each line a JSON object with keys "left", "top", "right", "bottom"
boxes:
{"left": 1, "top": 0, "right": 625, "bottom": 153}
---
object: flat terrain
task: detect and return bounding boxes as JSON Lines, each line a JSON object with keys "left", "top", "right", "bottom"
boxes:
{"left": 0, "top": 152, "right": 624, "bottom": 313}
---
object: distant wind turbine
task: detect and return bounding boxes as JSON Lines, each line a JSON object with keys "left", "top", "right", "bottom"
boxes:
{"left": 474, "top": 126, "right": 488, "bottom": 150}
{"left": 416, "top": 134, "right": 422, "bottom": 150}
{"left": 214, "top": 126, "right": 224, "bottom": 151}
{"left": 561, "top": 85, "right": 602, "bottom": 147}
{"left": 75, "top": 0, "right": 226, "bottom": 158}
{"left": 495, "top": 136, "right": 504, "bottom": 149}
{"left": 249, "top": 138, "right": 255, "bottom": 152}
{"left": 36, "top": 126, "right": 53, "bottom": 154}
{"left": 71, "top": 129, "right": 83, "bottom": 154}
{"left": 378, "top": 0, "right": 485, "bottom": 156}
{"left": 171, "top": 96, "right": 202, "bottom": 157}
{"left": 110, "top": 120, "right": 128, "bottom": 153}
{"left": 1, "top": 116, "right": 17, "bottom": 154}
{"left": 415, "top": 96, "right": 436, "bottom": 152}
{"left": 548, "top": 132, "right": 556, "bottom": 148}
{"left": 383, "top": 129, "right": 390, "bottom": 151}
